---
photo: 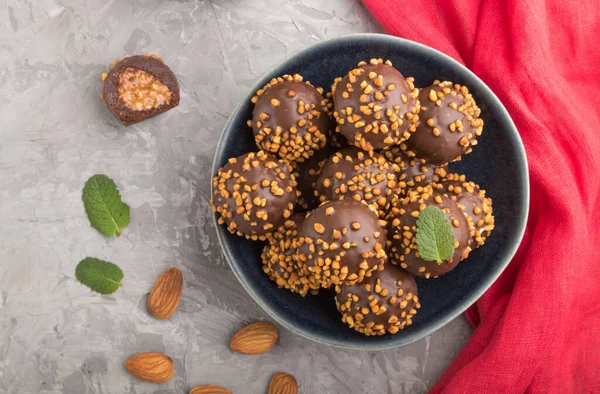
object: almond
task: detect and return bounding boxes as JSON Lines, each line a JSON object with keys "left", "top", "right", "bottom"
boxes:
{"left": 268, "top": 372, "right": 298, "bottom": 394}
{"left": 230, "top": 321, "right": 278, "bottom": 354}
{"left": 125, "top": 352, "right": 174, "bottom": 383}
{"left": 148, "top": 267, "right": 183, "bottom": 319}
{"left": 190, "top": 384, "right": 232, "bottom": 394}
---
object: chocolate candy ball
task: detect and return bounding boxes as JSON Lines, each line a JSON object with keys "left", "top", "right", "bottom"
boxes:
{"left": 102, "top": 54, "right": 180, "bottom": 125}
{"left": 296, "top": 199, "right": 387, "bottom": 288}
{"left": 332, "top": 59, "right": 420, "bottom": 151}
{"left": 386, "top": 186, "right": 473, "bottom": 278}
{"left": 382, "top": 146, "right": 447, "bottom": 194}
{"left": 406, "top": 80, "right": 484, "bottom": 165}
{"left": 335, "top": 264, "right": 420, "bottom": 335}
{"left": 315, "top": 148, "right": 399, "bottom": 218}
{"left": 291, "top": 147, "right": 332, "bottom": 210}
{"left": 432, "top": 173, "right": 494, "bottom": 248}
{"left": 211, "top": 150, "right": 297, "bottom": 240}
{"left": 250, "top": 74, "right": 329, "bottom": 163}
{"left": 261, "top": 213, "right": 319, "bottom": 296}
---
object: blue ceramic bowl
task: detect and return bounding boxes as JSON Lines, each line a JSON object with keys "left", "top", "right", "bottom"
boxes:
{"left": 212, "top": 33, "right": 529, "bottom": 350}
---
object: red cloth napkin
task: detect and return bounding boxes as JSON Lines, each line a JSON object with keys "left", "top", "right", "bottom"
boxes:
{"left": 363, "top": 1, "right": 600, "bottom": 392}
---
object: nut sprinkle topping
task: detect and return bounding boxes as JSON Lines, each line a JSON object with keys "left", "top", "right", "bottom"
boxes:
{"left": 211, "top": 150, "right": 298, "bottom": 241}
{"left": 249, "top": 74, "right": 330, "bottom": 163}
{"left": 336, "top": 264, "right": 420, "bottom": 335}
{"left": 315, "top": 147, "right": 400, "bottom": 217}
{"left": 404, "top": 80, "right": 484, "bottom": 165}
{"left": 331, "top": 58, "right": 420, "bottom": 151}
{"left": 432, "top": 173, "right": 494, "bottom": 247}
{"left": 386, "top": 185, "right": 473, "bottom": 278}
{"left": 296, "top": 199, "right": 387, "bottom": 288}
{"left": 261, "top": 213, "right": 320, "bottom": 296}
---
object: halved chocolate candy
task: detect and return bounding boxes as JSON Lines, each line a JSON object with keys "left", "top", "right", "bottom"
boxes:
{"left": 102, "top": 54, "right": 180, "bottom": 125}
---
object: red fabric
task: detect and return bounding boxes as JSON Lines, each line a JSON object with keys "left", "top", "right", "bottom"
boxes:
{"left": 363, "top": 1, "right": 600, "bottom": 393}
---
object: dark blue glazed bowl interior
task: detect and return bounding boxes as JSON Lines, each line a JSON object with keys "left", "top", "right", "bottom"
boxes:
{"left": 212, "top": 33, "right": 529, "bottom": 350}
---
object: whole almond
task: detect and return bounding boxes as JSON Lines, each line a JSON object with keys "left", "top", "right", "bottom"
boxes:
{"left": 148, "top": 267, "right": 183, "bottom": 319}
{"left": 125, "top": 352, "right": 174, "bottom": 383}
{"left": 230, "top": 322, "right": 278, "bottom": 354}
{"left": 268, "top": 372, "right": 298, "bottom": 394}
{"left": 190, "top": 384, "right": 232, "bottom": 394}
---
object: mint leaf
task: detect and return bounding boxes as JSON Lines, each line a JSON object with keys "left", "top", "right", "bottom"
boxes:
{"left": 75, "top": 257, "right": 123, "bottom": 294}
{"left": 82, "top": 174, "right": 130, "bottom": 236}
{"left": 415, "top": 206, "right": 455, "bottom": 264}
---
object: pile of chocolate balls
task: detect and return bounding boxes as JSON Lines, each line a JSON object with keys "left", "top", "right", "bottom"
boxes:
{"left": 212, "top": 59, "right": 494, "bottom": 336}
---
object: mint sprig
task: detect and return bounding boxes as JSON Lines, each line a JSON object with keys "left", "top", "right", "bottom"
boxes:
{"left": 415, "top": 206, "right": 455, "bottom": 264}
{"left": 75, "top": 257, "right": 123, "bottom": 294}
{"left": 82, "top": 174, "right": 130, "bottom": 236}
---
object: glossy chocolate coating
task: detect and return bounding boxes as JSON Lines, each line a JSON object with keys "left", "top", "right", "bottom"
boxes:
{"left": 336, "top": 264, "right": 420, "bottom": 335}
{"left": 406, "top": 80, "right": 483, "bottom": 165}
{"left": 386, "top": 187, "right": 473, "bottom": 278}
{"left": 315, "top": 147, "right": 399, "bottom": 217}
{"left": 211, "top": 150, "right": 297, "bottom": 240}
{"left": 332, "top": 59, "right": 419, "bottom": 151}
{"left": 382, "top": 146, "right": 447, "bottom": 195}
{"left": 432, "top": 173, "right": 494, "bottom": 247}
{"left": 251, "top": 75, "right": 329, "bottom": 162}
{"left": 296, "top": 199, "right": 387, "bottom": 288}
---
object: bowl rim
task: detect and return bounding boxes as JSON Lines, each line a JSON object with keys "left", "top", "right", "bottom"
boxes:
{"left": 211, "top": 32, "right": 530, "bottom": 350}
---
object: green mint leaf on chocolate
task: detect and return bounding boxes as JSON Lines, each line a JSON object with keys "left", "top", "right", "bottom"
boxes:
{"left": 75, "top": 257, "right": 123, "bottom": 295}
{"left": 82, "top": 174, "right": 130, "bottom": 236}
{"left": 415, "top": 206, "right": 455, "bottom": 264}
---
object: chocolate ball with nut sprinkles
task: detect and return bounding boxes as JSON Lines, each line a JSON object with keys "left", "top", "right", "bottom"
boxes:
{"left": 335, "top": 264, "right": 420, "bottom": 335}
{"left": 432, "top": 173, "right": 494, "bottom": 248}
{"left": 249, "top": 74, "right": 330, "bottom": 163}
{"left": 296, "top": 199, "right": 387, "bottom": 288}
{"left": 315, "top": 147, "right": 400, "bottom": 218}
{"left": 405, "top": 80, "right": 483, "bottom": 165}
{"left": 382, "top": 146, "right": 447, "bottom": 195}
{"left": 291, "top": 147, "right": 332, "bottom": 210}
{"left": 331, "top": 58, "right": 420, "bottom": 151}
{"left": 386, "top": 186, "right": 473, "bottom": 278}
{"left": 211, "top": 150, "right": 298, "bottom": 241}
{"left": 261, "top": 213, "right": 319, "bottom": 296}
{"left": 102, "top": 54, "right": 180, "bottom": 125}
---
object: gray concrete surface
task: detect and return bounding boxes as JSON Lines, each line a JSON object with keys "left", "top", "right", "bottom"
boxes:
{"left": 0, "top": 0, "right": 473, "bottom": 393}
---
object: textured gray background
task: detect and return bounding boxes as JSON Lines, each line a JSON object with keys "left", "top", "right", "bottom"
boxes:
{"left": 0, "top": 0, "right": 472, "bottom": 393}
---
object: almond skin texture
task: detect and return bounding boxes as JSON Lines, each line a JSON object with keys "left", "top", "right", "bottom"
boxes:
{"left": 190, "top": 384, "right": 232, "bottom": 394}
{"left": 125, "top": 352, "right": 174, "bottom": 383}
{"left": 268, "top": 372, "right": 298, "bottom": 394}
{"left": 148, "top": 267, "right": 183, "bottom": 319}
{"left": 230, "top": 322, "right": 278, "bottom": 354}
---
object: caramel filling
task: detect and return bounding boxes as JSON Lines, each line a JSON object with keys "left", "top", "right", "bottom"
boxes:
{"left": 118, "top": 67, "right": 171, "bottom": 111}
